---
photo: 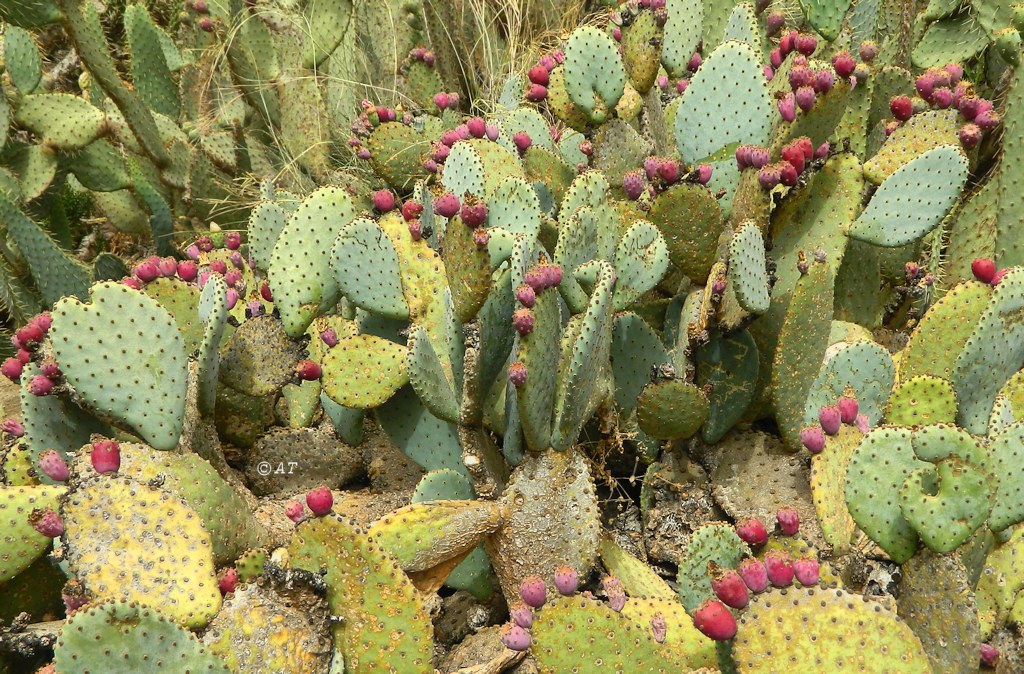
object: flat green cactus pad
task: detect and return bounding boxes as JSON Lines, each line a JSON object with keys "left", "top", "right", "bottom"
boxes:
{"left": 288, "top": 516, "right": 434, "bottom": 673}
{"left": 0, "top": 484, "right": 63, "bottom": 582}
{"left": 810, "top": 425, "right": 864, "bottom": 553}
{"left": 729, "top": 222, "right": 770, "bottom": 315}
{"left": 62, "top": 476, "right": 221, "bottom": 628}
{"left": 697, "top": 329, "right": 759, "bottom": 443}
{"left": 803, "top": 340, "right": 895, "bottom": 427}
{"left": 733, "top": 586, "right": 932, "bottom": 672}
{"left": 886, "top": 375, "right": 958, "bottom": 426}
{"left": 677, "top": 522, "right": 748, "bottom": 613}
{"left": 322, "top": 334, "right": 409, "bottom": 409}
{"left": 53, "top": 600, "right": 231, "bottom": 674}
{"left": 863, "top": 110, "right": 961, "bottom": 185}
{"left": 661, "top": 0, "right": 702, "bottom": 77}
{"left": 50, "top": 282, "right": 188, "bottom": 450}
{"left": 333, "top": 217, "right": 409, "bottom": 320}
{"left": 636, "top": 379, "right": 709, "bottom": 441}
{"left": 563, "top": 26, "right": 627, "bottom": 122}
{"left": 14, "top": 93, "right": 106, "bottom": 150}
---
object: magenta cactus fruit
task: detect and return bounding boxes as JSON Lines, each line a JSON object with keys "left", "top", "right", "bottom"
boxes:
{"left": 622, "top": 169, "right": 646, "bottom": 200}
{"left": 433, "top": 92, "right": 451, "bottom": 110}
{"left": 815, "top": 142, "right": 830, "bottom": 160}
{"left": 711, "top": 567, "right": 750, "bottom": 609}
{"left": 460, "top": 198, "right": 488, "bottom": 227}
{"left": 959, "top": 123, "right": 982, "bottom": 149}
{"left": 39, "top": 359, "right": 59, "bottom": 379}
{"left": 971, "top": 258, "right": 997, "bottom": 284}
{"left": 890, "top": 95, "right": 913, "bottom": 121}
{"left": 485, "top": 122, "right": 500, "bottom": 141}
{"left": 133, "top": 261, "right": 160, "bottom": 283}
{"left": 735, "top": 517, "right": 768, "bottom": 546}
{"left": 780, "top": 142, "right": 806, "bottom": 173}
{"left": 770, "top": 48, "right": 783, "bottom": 69}
{"left": 285, "top": 500, "right": 306, "bottom": 523}
{"left": 401, "top": 200, "right": 424, "bottom": 221}
{"left": 305, "top": 486, "right": 334, "bottom": 517}
{"left": 858, "top": 40, "right": 878, "bottom": 62}
{"left": 246, "top": 300, "right": 263, "bottom": 318}
{"left": 91, "top": 440, "right": 120, "bottom": 474}
{"left": 407, "top": 219, "right": 423, "bottom": 241}
{"left": 794, "top": 33, "right": 817, "bottom": 56}
{"left": 512, "top": 308, "right": 535, "bottom": 335}
{"left": 656, "top": 159, "right": 680, "bottom": 184}
{"left": 528, "top": 65, "right": 550, "bottom": 86}
{"left": 177, "top": 260, "right": 199, "bottom": 282}
{"left": 958, "top": 96, "right": 984, "bottom": 120}
{"left": 1, "top": 419, "right": 24, "bottom": 437}
{"left": 510, "top": 602, "right": 533, "bottom": 629}
{"left": 696, "top": 164, "right": 713, "bottom": 184}
{"left": 837, "top": 395, "right": 859, "bottom": 424}
{"left": 223, "top": 270, "right": 242, "bottom": 288}
{"left": 500, "top": 623, "right": 532, "bottom": 652}
{"left": 757, "top": 164, "right": 781, "bottom": 190}
{"left": 764, "top": 551, "right": 795, "bottom": 587}
{"left": 800, "top": 426, "right": 826, "bottom": 454}
{"left": 788, "top": 65, "right": 814, "bottom": 90}
{"left": 433, "top": 192, "right": 460, "bottom": 218}
{"left": 508, "top": 361, "right": 528, "bottom": 387}
{"left": 526, "top": 84, "right": 548, "bottom": 102}
{"left": 992, "top": 268, "right": 1010, "bottom": 286}
{"left": 466, "top": 117, "right": 486, "bottom": 138}
{"left": 776, "top": 507, "right": 801, "bottom": 536}
{"left": 688, "top": 52, "right": 703, "bottom": 72}
{"left": 818, "top": 405, "right": 842, "bottom": 435}
{"left": 210, "top": 260, "right": 228, "bottom": 275}
{"left": 692, "top": 599, "right": 737, "bottom": 641}
{"left": 320, "top": 328, "right": 339, "bottom": 347}
{"left": 38, "top": 450, "right": 69, "bottom": 482}
{"left": 795, "top": 85, "right": 816, "bottom": 112}
{"left": 218, "top": 567, "right": 239, "bottom": 596}
{"left": 155, "top": 257, "right": 177, "bottom": 278}
{"left": 29, "top": 375, "right": 53, "bottom": 396}
{"left": 513, "top": 131, "right": 533, "bottom": 153}
{"left": 813, "top": 69, "right": 834, "bottom": 93}
{"left": 515, "top": 284, "right": 536, "bottom": 308}
{"left": 932, "top": 87, "right": 953, "bottom": 109}
{"left": 260, "top": 281, "right": 273, "bottom": 302}
{"left": 832, "top": 50, "right": 855, "bottom": 78}
{"left": 372, "top": 190, "right": 396, "bottom": 212}
{"left": 553, "top": 565, "right": 578, "bottom": 596}
{"left": 602, "top": 576, "right": 626, "bottom": 612}
{"left": 792, "top": 557, "right": 820, "bottom": 586}
{"left": 765, "top": 11, "right": 785, "bottom": 36}
{"left": 975, "top": 109, "right": 1000, "bottom": 131}
{"left": 198, "top": 16, "right": 214, "bottom": 32}
{"left": 29, "top": 508, "right": 64, "bottom": 538}
{"left": 738, "top": 557, "right": 770, "bottom": 593}
{"left": 644, "top": 156, "right": 662, "bottom": 180}
{"left": 778, "top": 92, "right": 796, "bottom": 121}
{"left": 980, "top": 643, "right": 999, "bottom": 668}
{"left": 519, "top": 574, "right": 547, "bottom": 608}
{"left": 1, "top": 357, "right": 23, "bottom": 382}
{"left": 295, "top": 359, "right": 322, "bottom": 381}
{"left": 225, "top": 288, "right": 239, "bottom": 310}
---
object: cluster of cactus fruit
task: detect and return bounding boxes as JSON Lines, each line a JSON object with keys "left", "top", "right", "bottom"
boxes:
{"left": 3, "top": 0, "right": 1024, "bottom": 671}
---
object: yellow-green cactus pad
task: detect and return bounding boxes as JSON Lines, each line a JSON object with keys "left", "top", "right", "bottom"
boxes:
{"left": 0, "top": 484, "right": 63, "bottom": 582}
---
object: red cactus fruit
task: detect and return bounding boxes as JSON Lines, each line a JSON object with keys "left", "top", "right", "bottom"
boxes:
{"left": 218, "top": 567, "right": 239, "bottom": 595}
{"left": 890, "top": 95, "right": 913, "bottom": 121}
{"left": 1, "top": 419, "right": 24, "bottom": 437}
{"left": 513, "top": 308, "right": 535, "bottom": 336}
{"left": 519, "top": 574, "right": 547, "bottom": 608}
{"left": 372, "top": 190, "right": 396, "bottom": 212}
{"left": 692, "top": 599, "right": 737, "bottom": 641}
{"left": 295, "top": 359, "right": 322, "bottom": 381}
{"left": 832, "top": 51, "right": 856, "bottom": 78}
{"left": 980, "top": 643, "right": 999, "bottom": 668}
{"left": 209, "top": 260, "right": 228, "bottom": 275}
{"left": 260, "top": 281, "right": 274, "bottom": 303}
{"left": 1, "top": 358, "right": 23, "bottom": 382}
{"left": 508, "top": 361, "right": 528, "bottom": 387}
{"left": 434, "top": 192, "right": 461, "bottom": 218}
{"left": 510, "top": 601, "right": 533, "bottom": 628}
{"left": 285, "top": 500, "right": 306, "bottom": 523}
{"left": 696, "top": 164, "right": 713, "bottom": 184}
{"left": 466, "top": 117, "right": 486, "bottom": 138}
{"left": 780, "top": 142, "right": 806, "bottom": 173}
{"left": 528, "top": 65, "right": 550, "bottom": 86}
{"left": 306, "top": 486, "right": 334, "bottom": 517}
{"left": 401, "top": 200, "right": 424, "bottom": 221}
{"left": 407, "top": 219, "right": 423, "bottom": 241}
{"left": 776, "top": 507, "right": 800, "bottom": 536}
{"left": 500, "top": 623, "right": 532, "bottom": 651}
{"left": 795, "top": 85, "right": 816, "bottom": 112}
{"left": 800, "top": 426, "right": 826, "bottom": 454}
{"left": 525, "top": 84, "right": 548, "bottom": 102}
{"left": 91, "top": 440, "right": 120, "bottom": 474}
{"left": 819, "top": 405, "right": 842, "bottom": 435}
{"left": 553, "top": 565, "right": 578, "bottom": 596}
{"left": 972, "top": 258, "right": 997, "bottom": 284}
{"left": 958, "top": 123, "right": 982, "bottom": 149}
{"left": 177, "top": 261, "right": 199, "bottom": 282}
{"left": 513, "top": 132, "right": 533, "bottom": 153}
{"left": 764, "top": 550, "right": 795, "bottom": 587}
{"left": 792, "top": 557, "right": 820, "bottom": 586}
{"left": 460, "top": 198, "right": 488, "bottom": 228}
{"left": 515, "top": 284, "right": 536, "bottom": 308}
{"left": 623, "top": 169, "right": 646, "bottom": 200}
{"left": 711, "top": 567, "right": 750, "bottom": 609}
{"left": 837, "top": 395, "right": 859, "bottom": 424}
{"left": 29, "top": 508, "right": 64, "bottom": 538}
{"left": 29, "top": 375, "right": 54, "bottom": 396}
{"left": 738, "top": 557, "right": 770, "bottom": 593}
{"left": 736, "top": 517, "right": 769, "bottom": 546}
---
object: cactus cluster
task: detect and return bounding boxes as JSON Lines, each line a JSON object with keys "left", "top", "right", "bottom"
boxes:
{"left": 2, "top": 0, "right": 1024, "bottom": 671}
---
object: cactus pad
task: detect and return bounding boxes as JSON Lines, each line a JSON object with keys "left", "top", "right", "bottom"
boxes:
{"left": 563, "top": 26, "right": 627, "bottom": 123}
{"left": 62, "top": 476, "right": 221, "bottom": 628}
{"left": 733, "top": 586, "right": 932, "bottom": 672}
{"left": 14, "top": 93, "right": 106, "bottom": 150}
{"left": 53, "top": 601, "right": 231, "bottom": 673}
{"left": 322, "top": 334, "right": 408, "bottom": 408}
{"left": 333, "top": 217, "right": 409, "bottom": 320}
{"left": 729, "top": 222, "right": 770, "bottom": 315}
{"left": 886, "top": 375, "right": 958, "bottom": 426}
{"left": 50, "top": 282, "right": 188, "bottom": 450}
{"left": 803, "top": 340, "right": 895, "bottom": 427}
{"left": 636, "top": 379, "right": 709, "bottom": 441}
{"left": 863, "top": 110, "right": 961, "bottom": 185}
{"left": 697, "top": 329, "right": 759, "bottom": 443}
{"left": 0, "top": 484, "right": 63, "bottom": 582}
{"left": 809, "top": 425, "right": 864, "bottom": 552}
{"left": 677, "top": 522, "right": 748, "bottom": 613}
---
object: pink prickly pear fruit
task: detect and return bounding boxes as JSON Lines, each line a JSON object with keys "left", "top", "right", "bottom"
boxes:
{"left": 306, "top": 486, "right": 334, "bottom": 517}
{"left": 373, "top": 190, "right": 396, "bottom": 212}
{"left": 547, "top": 265, "right": 563, "bottom": 287}
{"left": 650, "top": 612, "right": 668, "bottom": 643}
{"left": 735, "top": 145, "right": 751, "bottom": 170}
{"left": 552, "top": 49, "right": 565, "bottom": 64}
{"left": 696, "top": 164, "right": 713, "bottom": 184}
{"left": 915, "top": 73, "right": 936, "bottom": 101}
{"left": 122, "top": 276, "right": 143, "bottom": 289}
{"left": 959, "top": 123, "right": 982, "bottom": 149}
{"left": 186, "top": 244, "right": 201, "bottom": 260}
{"left": 980, "top": 643, "right": 999, "bottom": 668}
{"left": 623, "top": 169, "right": 646, "bottom": 200}
{"left": 260, "top": 281, "right": 273, "bottom": 303}
{"left": 1, "top": 358, "right": 23, "bottom": 382}
{"left": 770, "top": 48, "right": 783, "bottom": 69}
{"left": 644, "top": 155, "right": 662, "bottom": 180}
{"left": 800, "top": 426, "right": 826, "bottom": 454}
{"left": 553, "top": 565, "right": 578, "bottom": 596}
{"left": 484, "top": 122, "right": 499, "bottom": 141}
{"left": 508, "top": 361, "right": 528, "bottom": 387}
{"left": 795, "top": 85, "right": 816, "bottom": 112}
{"left": 91, "top": 440, "right": 120, "bottom": 474}
{"left": 454, "top": 123, "right": 471, "bottom": 141}
{"left": 224, "top": 232, "right": 241, "bottom": 250}
{"left": 778, "top": 161, "right": 799, "bottom": 187}
{"left": 814, "top": 142, "right": 830, "bottom": 160}
{"left": 677, "top": 78, "right": 689, "bottom": 93}
{"left": 29, "top": 375, "right": 54, "bottom": 396}
{"left": 193, "top": 0, "right": 210, "bottom": 13}
{"left": 196, "top": 236, "right": 215, "bottom": 252}
{"left": 819, "top": 405, "right": 842, "bottom": 435}
{"left": 932, "top": 87, "right": 953, "bottom": 109}
{"left": 859, "top": 40, "right": 878, "bottom": 62}
{"left": 526, "top": 84, "right": 548, "bottom": 102}
{"left": 612, "top": 26, "right": 622, "bottom": 41}
{"left": 764, "top": 64, "right": 775, "bottom": 81}
{"left": 776, "top": 507, "right": 800, "bottom": 536}
{"left": 225, "top": 288, "right": 239, "bottom": 310}
{"left": 218, "top": 567, "right": 239, "bottom": 595}
{"left": 837, "top": 395, "right": 859, "bottom": 424}
{"left": 738, "top": 557, "right": 770, "bottom": 593}
{"left": 975, "top": 109, "right": 1000, "bottom": 131}
{"left": 520, "top": 574, "right": 547, "bottom": 608}
{"left": 992, "top": 268, "right": 1010, "bottom": 286}
{"left": 357, "top": 148, "right": 372, "bottom": 160}
{"left": 688, "top": 52, "right": 703, "bottom": 72}
{"left": 16, "top": 348, "right": 29, "bottom": 364}
{"left": 38, "top": 450, "right": 69, "bottom": 482}
{"left": 538, "top": 54, "right": 556, "bottom": 71}
{"left": 155, "top": 257, "right": 177, "bottom": 278}
{"left": 757, "top": 164, "right": 781, "bottom": 191}
{"left": 509, "top": 601, "right": 533, "bottom": 628}
{"left": 401, "top": 200, "right": 424, "bottom": 221}
{"left": 958, "top": 96, "right": 984, "bottom": 120}
{"left": 780, "top": 142, "right": 806, "bottom": 173}
{"left": 434, "top": 192, "right": 461, "bottom": 218}
{"left": 579, "top": 139, "right": 594, "bottom": 157}
{"left": 285, "top": 500, "right": 306, "bottom": 523}
{"left": 229, "top": 251, "right": 244, "bottom": 269}
{"left": 460, "top": 198, "right": 488, "bottom": 227}
{"left": 512, "top": 308, "right": 535, "bottom": 335}
{"left": 795, "top": 33, "right": 817, "bottom": 56}
{"left": 528, "top": 65, "right": 550, "bottom": 86}
{"left": 432, "top": 143, "right": 450, "bottom": 163}
{"left": 295, "top": 359, "right": 322, "bottom": 381}
{"left": 692, "top": 599, "right": 737, "bottom": 641}
{"left": 34, "top": 312, "right": 52, "bottom": 332}
{"left": 602, "top": 576, "right": 626, "bottom": 612}
{"left": 971, "top": 258, "right": 997, "bottom": 284}
{"left": 832, "top": 50, "right": 856, "bottom": 78}
{"left": 855, "top": 413, "right": 871, "bottom": 434}
{"left": 657, "top": 74, "right": 669, "bottom": 89}
{"left": 944, "top": 63, "right": 964, "bottom": 83}
{"left": 472, "top": 228, "right": 490, "bottom": 249}
{"left": 29, "top": 508, "right": 64, "bottom": 538}
{"left": 246, "top": 300, "right": 263, "bottom": 318}
{"left": 198, "top": 16, "right": 214, "bottom": 32}
{"left": 778, "top": 92, "right": 796, "bottom": 122}
{"left": 513, "top": 131, "right": 533, "bottom": 153}
{"left": 209, "top": 260, "right": 228, "bottom": 275}
{"left": 1, "top": 419, "right": 24, "bottom": 437}
{"left": 15, "top": 323, "right": 44, "bottom": 349}
{"left": 764, "top": 550, "right": 795, "bottom": 587}
{"left": 749, "top": 147, "right": 770, "bottom": 169}
{"left": 500, "top": 623, "right": 532, "bottom": 652}
{"left": 515, "top": 284, "right": 536, "bottom": 308}
{"left": 134, "top": 261, "right": 160, "bottom": 283}
{"left": 657, "top": 159, "right": 680, "bottom": 184}
{"left": 321, "top": 328, "right": 339, "bottom": 347}
{"left": 788, "top": 65, "right": 814, "bottom": 89}
{"left": 792, "top": 557, "right": 820, "bottom": 586}
{"left": 765, "top": 12, "right": 785, "bottom": 36}
{"left": 466, "top": 117, "right": 487, "bottom": 138}
{"left": 433, "top": 92, "right": 451, "bottom": 110}
{"left": 223, "top": 270, "right": 242, "bottom": 288}
{"left": 890, "top": 95, "right": 913, "bottom": 121}
{"left": 736, "top": 517, "right": 768, "bottom": 546}
{"left": 177, "top": 261, "right": 199, "bottom": 282}
{"left": 813, "top": 69, "right": 834, "bottom": 93}
{"left": 711, "top": 566, "right": 750, "bottom": 609}
{"left": 38, "top": 359, "right": 60, "bottom": 380}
